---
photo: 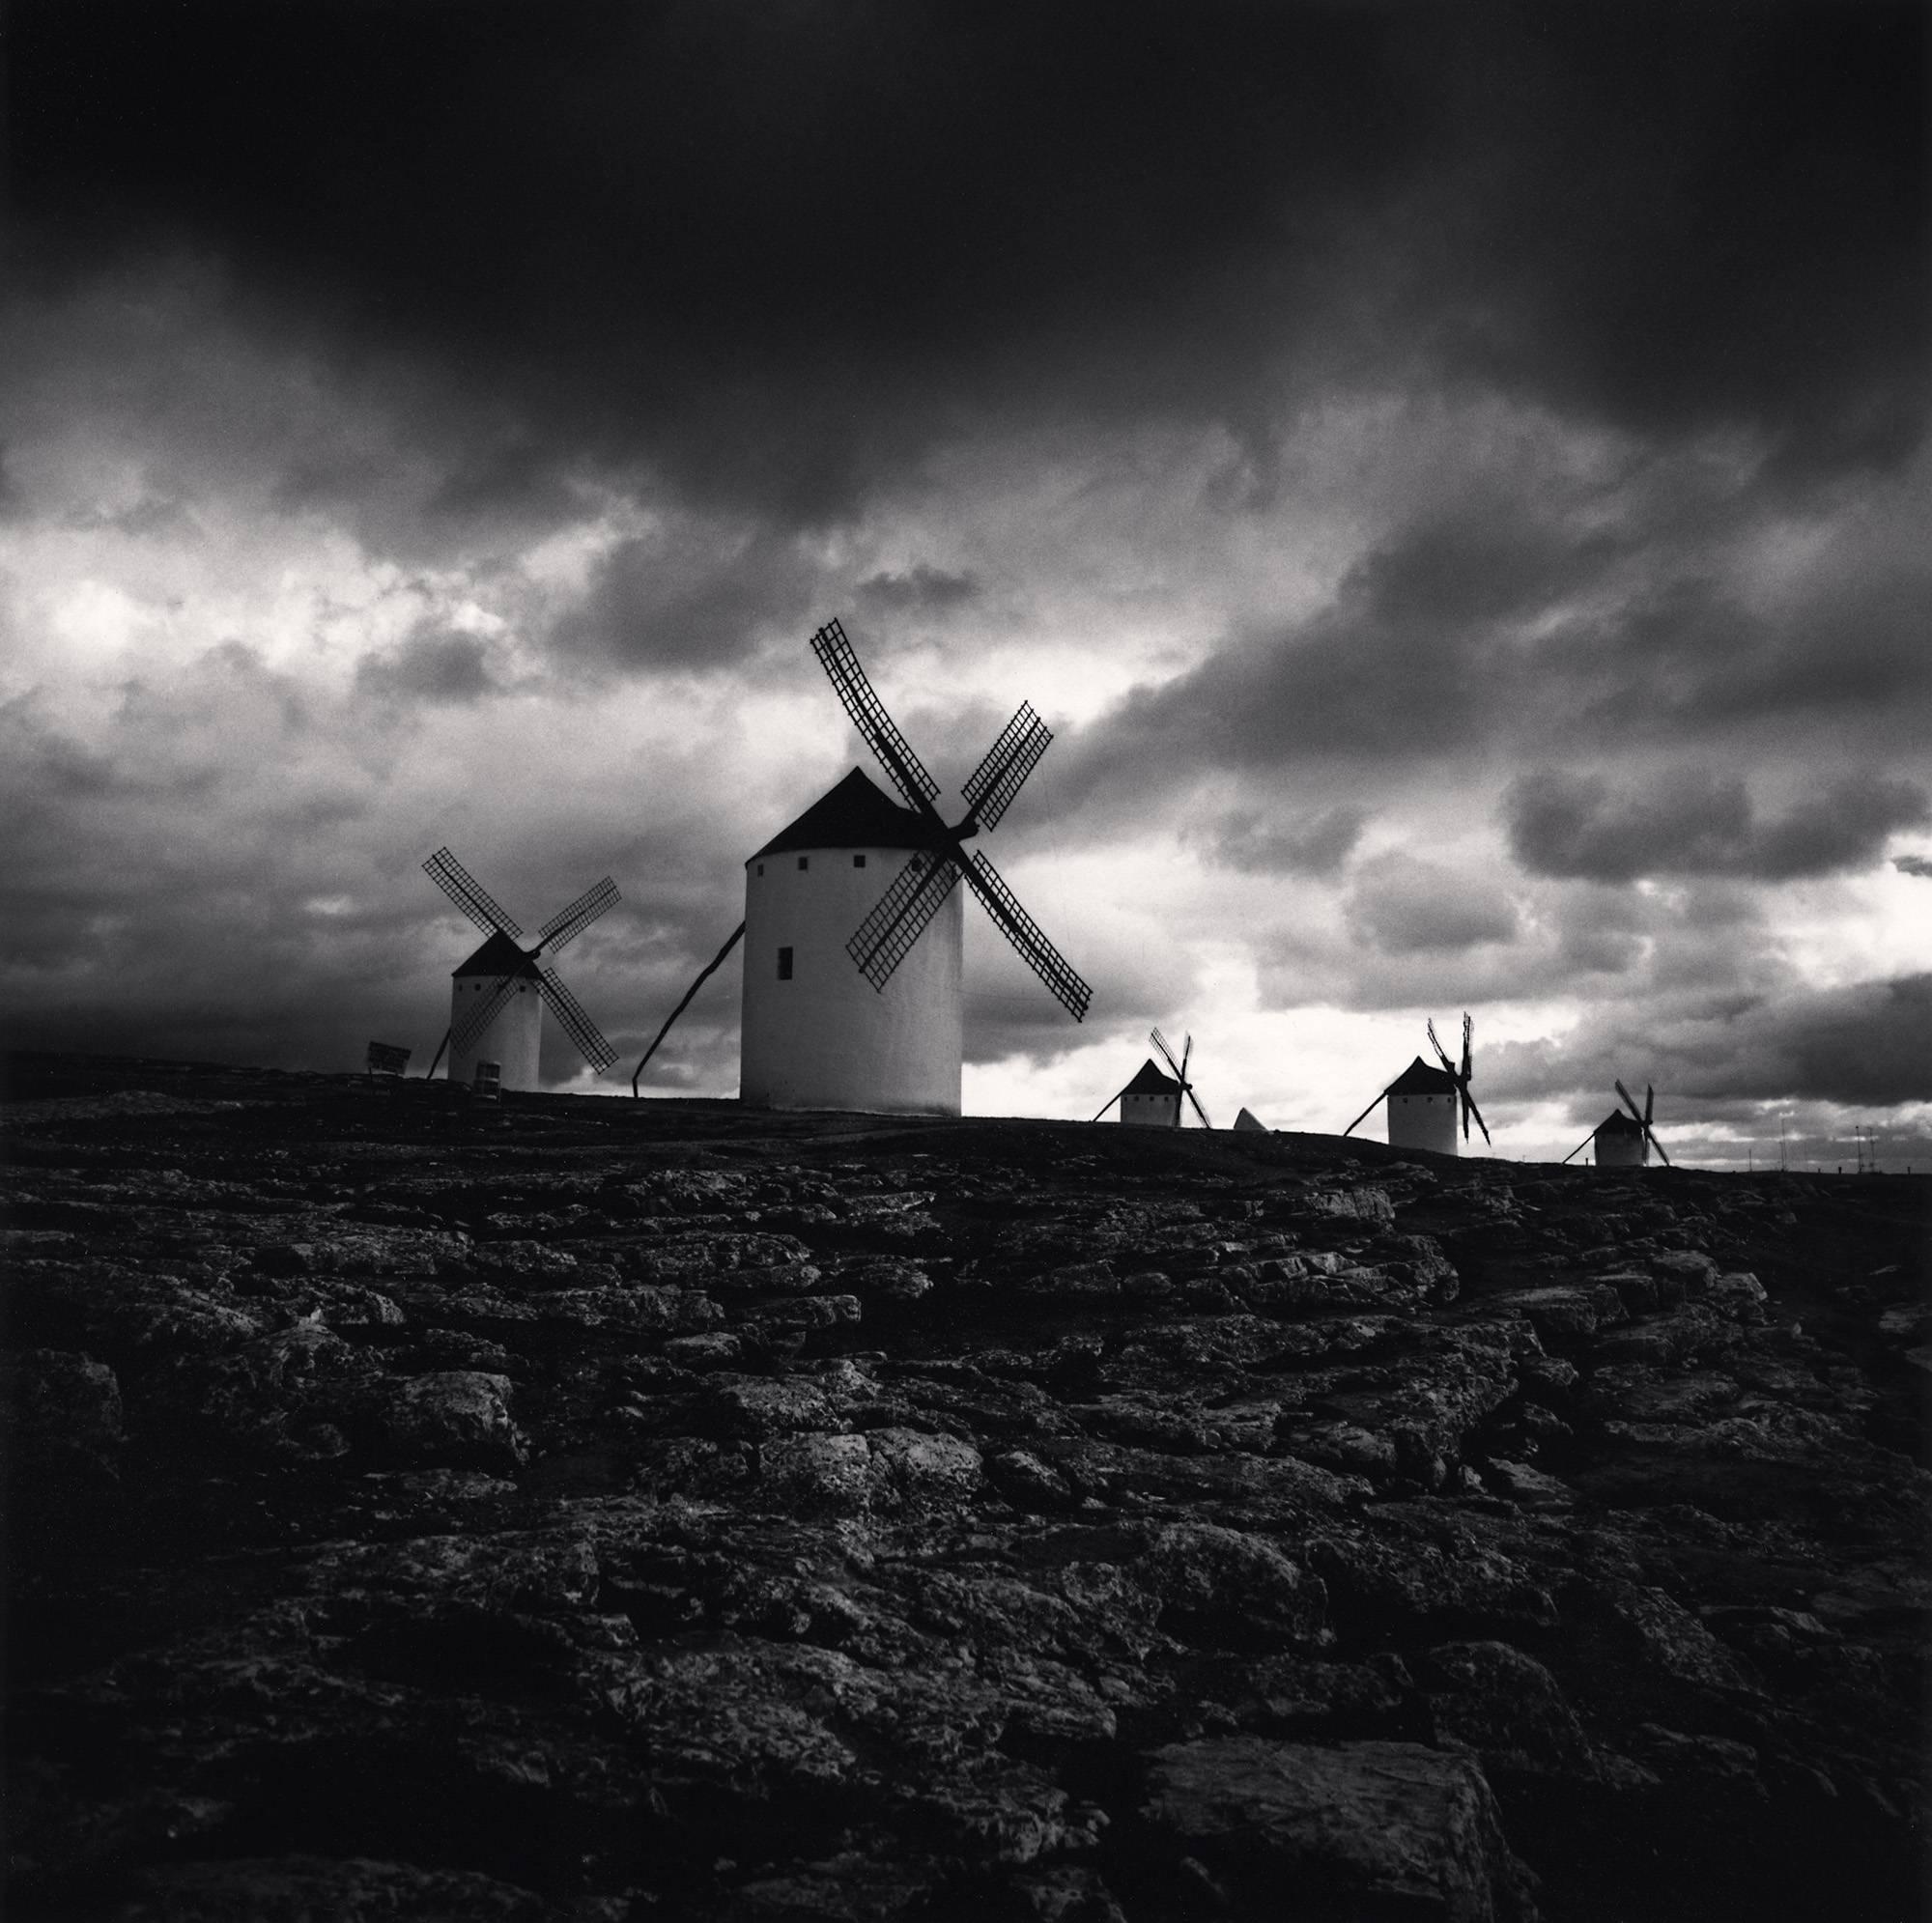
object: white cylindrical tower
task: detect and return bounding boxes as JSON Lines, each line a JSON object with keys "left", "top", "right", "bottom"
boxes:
{"left": 450, "top": 933, "right": 544, "bottom": 1091}
{"left": 1593, "top": 1113, "right": 1647, "bottom": 1167}
{"left": 740, "top": 769, "right": 963, "bottom": 1115}
{"left": 1383, "top": 1057, "right": 1461, "bottom": 1155}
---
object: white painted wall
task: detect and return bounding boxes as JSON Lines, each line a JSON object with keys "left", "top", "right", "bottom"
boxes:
{"left": 1121, "top": 1090, "right": 1179, "bottom": 1127}
{"left": 740, "top": 844, "right": 964, "bottom": 1114}
{"left": 449, "top": 976, "right": 543, "bottom": 1091}
{"left": 1387, "top": 1090, "right": 1460, "bottom": 1154}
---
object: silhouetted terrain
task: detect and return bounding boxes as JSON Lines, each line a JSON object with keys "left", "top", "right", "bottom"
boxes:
{"left": 5, "top": 1054, "right": 1928, "bottom": 1920}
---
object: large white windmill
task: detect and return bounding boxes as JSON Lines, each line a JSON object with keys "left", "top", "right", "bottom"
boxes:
{"left": 1563, "top": 1080, "right": 1670, "bottom": 1168}
{"left": 737, "top": 617, "right": 1092, "bottom": 1114}
{"left": 1342, "top": 1012, "right": 1491, "bottom": 1154}
{"left": 421, "top": 847, "right": 619, "bottom": 1091}
{"left": 1094, "top": 1029, "right": 1213, "bottom": 1127}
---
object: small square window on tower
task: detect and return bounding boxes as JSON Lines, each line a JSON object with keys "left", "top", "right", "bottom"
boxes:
{"left": 756, "top": 863, "right": 764, "bottom": 877}
{"left": 797, "top": 856, "right": 809, "bottom": 871}
{"left": 853, "top": 854, "right": 867, "bottom": 868}
{"left": 777, "top": 947, "right": 794, "bottom": 980}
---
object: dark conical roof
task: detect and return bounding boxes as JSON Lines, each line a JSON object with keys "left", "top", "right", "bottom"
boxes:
{"left": 1385, "top": 1056, "right": 1458, "bottom": 1095}
{"left": 1123, "top": 1058, "right": 1180, "bottom": 1095}
{"left": 454, "top": 930, "right": 539, "bottom": 978}
{"left": 1595, "top": 1108, "right": 1645, "bottom": 1136}
{"left": 752, "top": 767, "right": 932, "bottom": 861}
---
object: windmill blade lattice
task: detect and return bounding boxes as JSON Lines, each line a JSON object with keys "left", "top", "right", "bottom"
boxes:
{"left": 539, "top": 965, "right": 617, "bottom": 1072}
{"left": 962, "top": 703, "right": 1052, "bottom": 831}
{"left": 539, "top": 876, "right": 619, "bottom": 953}
{"left": 848, "top": 849, "right": 963, "bottom": 988}
{"left": 424, "top": 847, "right": 523, "bottom": 939}
{"left": 809, "top": 619, "right": 1090, "bottom": 1023}
{"left": 965, "top": 851, "right": 1093, "bottom": 1020}
{"left": 810, "top": 618, "right": 940, "bottom": 811}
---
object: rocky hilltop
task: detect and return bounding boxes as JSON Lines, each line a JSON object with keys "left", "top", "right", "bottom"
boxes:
{"left": 5, "top": 1055, "right": 1928, "bottom": 1921}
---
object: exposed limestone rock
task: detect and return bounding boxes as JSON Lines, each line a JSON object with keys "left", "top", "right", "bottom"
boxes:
{"left": 3, "top": 1059, "right": 1923, "bottom": 1922}
{"left": 1139, "top": 1736, "right": 1539, "bottom": 1921}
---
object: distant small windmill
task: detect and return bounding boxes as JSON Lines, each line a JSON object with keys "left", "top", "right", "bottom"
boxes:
{"left": 1094, "top": 1029, "right": 1212, "bottom": 1127}
{"left": 1563, "top": 1080, "right": 1670, "bottom": 1168}
{"left": 421, "top": 847, "right": 619, "bottom": 1091}
{"left": 1342, "top": 1012, "right": 1491, "bottom": 1153}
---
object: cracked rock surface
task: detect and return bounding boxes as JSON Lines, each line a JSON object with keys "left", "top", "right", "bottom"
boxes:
{"left": 4, "top": 1056, "right": 1927, "bottom": 1921}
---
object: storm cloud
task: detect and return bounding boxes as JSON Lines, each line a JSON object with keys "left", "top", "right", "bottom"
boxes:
{"left": 1504, "top": 768, "right": 1931, "bottom": 883}
{"left": 13, "top": 3, "right": 1923, "bottom": 528}
{"left": 1487, "top": 974, "right": 1932, "bottom": 1114}
{"left": 3, "top": 2, "right": 1926, "bottom": 1158}
{"left": 1344, "top": 852, "right": 1520, "bottom": 956}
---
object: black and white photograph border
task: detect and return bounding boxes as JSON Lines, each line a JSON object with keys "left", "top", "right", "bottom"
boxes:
{"left": 3, "top": 4, "right": 1927, "bottom": 1919}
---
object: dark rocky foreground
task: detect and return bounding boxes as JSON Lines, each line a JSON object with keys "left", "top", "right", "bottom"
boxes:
{"left": 4, "top": 1055, "right": 1928, "bottom": 1922}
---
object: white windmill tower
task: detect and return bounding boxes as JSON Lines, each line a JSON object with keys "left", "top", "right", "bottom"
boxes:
{"left": 1563, "top": 1080, "right": 1670, "bottom": 1169}
{"left": 1094, "top": 1030, "right": 1212, "bottom": 1127}
{"left": 421, "top": 847, "right": 620, "bottom": 1091}
{"left": 738, "top": 617, "right": 1092, "bottom": 1114}
{"left": 1342, "top": 1013, "right": 1491, "bottom": 1155}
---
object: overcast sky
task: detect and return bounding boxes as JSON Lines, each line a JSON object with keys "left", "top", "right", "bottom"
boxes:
{"left": 4, "top": 1, "right": 1927, "bottom": 1168}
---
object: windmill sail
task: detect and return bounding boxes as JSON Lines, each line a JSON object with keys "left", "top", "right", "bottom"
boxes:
{"left": 1429, "top": 1013, "right": 1492, "bottom": 1145}
{"left": 539, "top": 964, "right": 617, "bottom": 1072}
{"left": 962, "top": 703, "right": 1052, "bottom": 830}
{"left": 451, "top": 972, "right": 524, "bottom": 1052}
{"left": 1151, "top": 1027, "right": 1212, "bottom": 1128}
{"left": 964, "top": 850, "right": 1093, "bottom": 1020}
{"left": 807, "top": 619, "right": 1090, "bottom": 1021}
{"left": 810, "top": 618, "right": 941, "bottom": 809}
{"left": 848, "top": 848, "right": 962, "bottom": 988}
{"left": 538, "top": 876, "right": 620, "bottom": 953}
{"left": 1616, "top": 1078, "right": 1671, "bottom": 1166}
{"left": 424, "top": 847, "right": 523, "bottom": 939}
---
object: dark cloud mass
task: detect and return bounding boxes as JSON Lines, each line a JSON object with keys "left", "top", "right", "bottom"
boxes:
{"left": 856, "top": 566, "right": 981, "bottom": 619}
{"left": 1895, "top": 855, "right": 1932, "bottom": 880}
{"left": 1488, "top": 974, "right": 1932, "bottom": 1113}
{"left": 10, "top": 1, "right": 1923, "bottom": 528}
{"left": 550, "top": 525, "right": 825, "bottom": 675}
{"left": 1505, "top": 768, "right": 1931, "bottom": 882}
{"left": 1195, "top": 805, "right": 1369, "bottom": 877}
{"left": 354, "top": 630, "right": 498, "bottom": 707}
{"left": 1344, "top": 852, "right": 1520, "bottom": 955}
